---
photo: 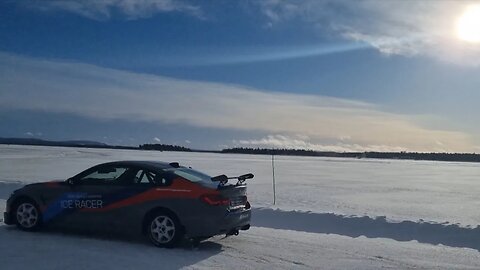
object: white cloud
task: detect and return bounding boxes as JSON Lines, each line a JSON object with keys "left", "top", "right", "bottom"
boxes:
{"left": 234, "top": 134, "right": 407, "bottom": 152}
{"left": 0, "top": 52, "right": 476, "bottom": 152}
{"left": 256, "top": 0, "right": 480, "bottom": 66}
{"left": 23, "top": 131, "right": 43, "bottom": 137}
{"left": 235, "top": 134, "right": 315, "bottom": 150}
{"left": 185, "top": 140, "right": 191, "bottom": 144}
{"left": 23, "top": 0, "right": 202, "bottom": 20}
{"left": 153, "top": 137, "right": 161, "bottom": 143}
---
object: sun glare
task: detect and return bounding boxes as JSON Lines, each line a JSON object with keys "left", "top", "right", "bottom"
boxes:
{"left": 456, "top": 5, "right": 480, "bottom": 43}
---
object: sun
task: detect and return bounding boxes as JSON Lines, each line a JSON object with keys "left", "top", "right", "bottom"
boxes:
{"left": 456, "top": 5, "right": 480, "bottom": 43}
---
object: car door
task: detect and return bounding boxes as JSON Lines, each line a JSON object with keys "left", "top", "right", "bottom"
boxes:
{"left": 106, "top": 168, "right": 161, "bottom": 231}
{"left": 63, "top": 164, "right": 136, "bottom": 230}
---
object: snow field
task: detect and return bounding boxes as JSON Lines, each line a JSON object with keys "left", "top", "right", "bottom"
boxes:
{"left": 2, "top": 145, "right": 480, "bottom": 269}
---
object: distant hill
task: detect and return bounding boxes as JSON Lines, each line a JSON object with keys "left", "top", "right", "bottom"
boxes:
{"left": 0, "top": 137, "right": 107, "bottom": 147}
{"left": 0, "top": 137, "right": 192, "bottom": 152}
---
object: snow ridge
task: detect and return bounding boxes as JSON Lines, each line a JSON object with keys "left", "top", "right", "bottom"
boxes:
{"left": 252, "top": 208, "right": 480, "bottom": 251}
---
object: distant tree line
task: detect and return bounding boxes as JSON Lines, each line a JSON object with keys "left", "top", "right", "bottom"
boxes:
{"left": 139, "top": 144, "right": 192, "bottom": 152}
{"left": 221, "top": 148, "right": 480, "bottom": 163}
{"left": 363, "top": 151, "right": 480, "bottom": 162}
{"left": 222, "top": 147, "right": 318, "bottom": 156}
{"left": 4, "top": 137, "right": 480, "bottom": 163}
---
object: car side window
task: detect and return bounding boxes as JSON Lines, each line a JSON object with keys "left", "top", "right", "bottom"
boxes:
{"left": 134, "top": 170, "right": 154, "bottom": 185}
{"left": 166, "top": 168, "right": 217, "bottom": 189}
{"left": 77, "top": 166, "right": 129, "bottom": 185}
{"left": 134, "top": 169, "right": 170, "bottom": 186}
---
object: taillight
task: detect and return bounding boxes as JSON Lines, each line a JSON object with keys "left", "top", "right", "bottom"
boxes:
{"left": 200, "top": 194, "right": 230, "bottom": 206}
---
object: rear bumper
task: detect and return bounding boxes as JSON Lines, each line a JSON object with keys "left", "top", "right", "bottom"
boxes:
{"left": 3, "top": 211, "right": 13, "bottom": 225}
{"left": 185, "top": 208, "right": 251, "bottom": 238}
{"left": 222, "top": 209, "right": 251, "bottom": 232}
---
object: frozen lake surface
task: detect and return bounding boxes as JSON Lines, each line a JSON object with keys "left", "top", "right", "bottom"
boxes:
{"left": 1, "top": 144, "right": 480, "bottom": 226}
{"left": 2, "top": 145, "right": 480, "bottom": 269}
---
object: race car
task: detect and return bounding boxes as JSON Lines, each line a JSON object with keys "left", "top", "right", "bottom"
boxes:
{"left": 3, "top": 161, "right": 252, "bottom": 247}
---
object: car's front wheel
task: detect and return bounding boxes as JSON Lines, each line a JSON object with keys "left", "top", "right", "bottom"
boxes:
{"left": 14, "top": 200, "right": 42, "bottom": 231}
{"left": 146, "top": 211, "right": 183, "bottom": 248}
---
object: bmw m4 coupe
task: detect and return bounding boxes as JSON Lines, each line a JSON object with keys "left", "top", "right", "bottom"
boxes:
{"left": 4, "top": 161, "right": 252, "bottom": 247}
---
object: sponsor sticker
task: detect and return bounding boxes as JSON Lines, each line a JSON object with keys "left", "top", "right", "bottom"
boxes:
{"left": 61, "top": 199, "right": 103, "bottom": 209}
{"left": 60, "top": 193, "right": 104, "bottom": 209}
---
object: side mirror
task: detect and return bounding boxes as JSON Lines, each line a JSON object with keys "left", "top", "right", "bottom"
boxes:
{"left": 66, "top": 178, "right": 76, "bottom": 186}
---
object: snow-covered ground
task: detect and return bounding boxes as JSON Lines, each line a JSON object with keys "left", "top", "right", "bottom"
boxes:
{"left": 1, "top": 144, "right": 480, "bottom": 269}
{"left": 2, "top": 225, "right": 480, "bottom": 270}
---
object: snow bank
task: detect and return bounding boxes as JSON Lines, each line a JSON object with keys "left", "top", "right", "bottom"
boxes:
{"left": 252, "top": 208, "right": 480, "bottom": 251}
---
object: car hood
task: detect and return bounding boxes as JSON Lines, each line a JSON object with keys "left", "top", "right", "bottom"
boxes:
{"left": 24, "top": 180, "right": 64, "bottom": 187}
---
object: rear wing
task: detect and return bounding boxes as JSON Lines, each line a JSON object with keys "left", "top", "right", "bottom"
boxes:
{"left": 211, "top": 173, "right": 254, "bottom": 186}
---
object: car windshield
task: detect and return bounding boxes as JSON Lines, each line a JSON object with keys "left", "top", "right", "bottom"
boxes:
{"left": 166, "top": 167, "right": 218, "bottom": 189}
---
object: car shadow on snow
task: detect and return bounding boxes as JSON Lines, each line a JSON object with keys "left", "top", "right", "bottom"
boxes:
{"left": 0, "top": 224, "right": 224, "bottom": 269}
{"left": 252, "top": 208, "right": 480, "bottom": 251}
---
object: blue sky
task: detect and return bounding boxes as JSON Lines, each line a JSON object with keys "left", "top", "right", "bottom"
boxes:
{"left": 1, "top": 0, "right": 480, "bottom": 152}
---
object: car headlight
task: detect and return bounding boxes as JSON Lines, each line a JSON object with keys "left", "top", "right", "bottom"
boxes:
{"left": 7, "top": 190, "right": 17, "bottom": 201}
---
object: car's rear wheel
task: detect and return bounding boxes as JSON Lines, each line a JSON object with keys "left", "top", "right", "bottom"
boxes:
{"left": 14, "top": 200, "right": 42, "bottom": 231}
{"left": 146, "top": 211, "right": 183, "bottom": 248}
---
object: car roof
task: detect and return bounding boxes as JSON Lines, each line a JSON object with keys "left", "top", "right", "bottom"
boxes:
{"left": 97, "top": 160, "right": 179, "bottom": 171}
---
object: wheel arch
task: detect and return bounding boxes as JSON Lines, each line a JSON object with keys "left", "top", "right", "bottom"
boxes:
{"left": 141, "top": 206, "right": 184, "bottom": 235}
{"left": 10, "top": 195, "right": 43, "bottom": 229}
{"left": 10, "top": 195, "right": 41, "bottom": 213}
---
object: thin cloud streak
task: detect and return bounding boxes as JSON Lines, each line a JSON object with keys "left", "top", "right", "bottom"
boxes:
{"left": 132, "top": 43, "right": 370, "bottom": 68}
{"left": 20, "top": 0, "right": 203, "bottom": 20}
{"left": 175, "top": 43, "right": 369, "bottom": 67}
{"left": 0, "top": 52, "right": 475, "bottom": 152}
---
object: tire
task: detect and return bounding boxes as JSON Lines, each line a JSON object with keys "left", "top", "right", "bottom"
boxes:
{"left": 14, "top": 199, "right": 42, "bottom": 231}
{"left": 146, "top": 211, "right": 183, "bottom": 248}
